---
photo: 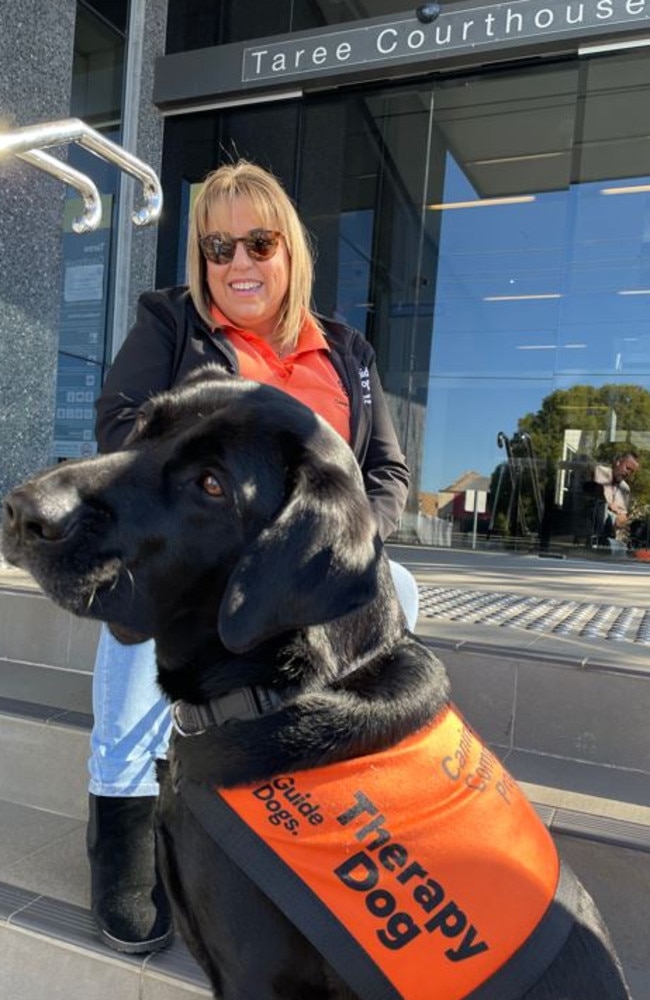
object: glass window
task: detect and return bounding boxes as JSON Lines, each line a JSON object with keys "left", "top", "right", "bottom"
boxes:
{"left": 52, "top": 1, "right": 126, "bottom": 460}
{"left": 418, "top": 53, "right": 650, "bottom": 556}
{"left": 158, "top": 102, "right": 301, "bottom": 286}
{"left": 165, "top": 0, "right": 445, "bottom": 53}
{"left": 71, "top": 0, "right": 126, "bottom": 126}
{"left": 157, "top": 47, "right": 650, "bottom": 558}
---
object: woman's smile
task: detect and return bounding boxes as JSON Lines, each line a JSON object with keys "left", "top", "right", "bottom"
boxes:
{"left": 206, "top": 199, "right": 290, "bottom": 340}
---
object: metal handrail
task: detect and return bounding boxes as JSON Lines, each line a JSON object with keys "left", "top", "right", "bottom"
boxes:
{"left": 17, "top": 149, "right": 102, "bottom": 233}
{"left": 0, "top": 117, "right": 162, "bottom": 229}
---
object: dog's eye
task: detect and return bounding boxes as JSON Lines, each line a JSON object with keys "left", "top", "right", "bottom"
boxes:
{"left": 200, "top": 472, "right": 223, "bottom": 498}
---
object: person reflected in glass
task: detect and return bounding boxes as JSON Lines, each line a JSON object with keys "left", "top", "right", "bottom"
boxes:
{"left": 589, "top": 451, "right": 640, "bottom": 548}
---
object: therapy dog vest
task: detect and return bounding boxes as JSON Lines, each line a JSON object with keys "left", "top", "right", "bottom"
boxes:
{"left": 182, "top": 705, "right": 576, "bottom": 999}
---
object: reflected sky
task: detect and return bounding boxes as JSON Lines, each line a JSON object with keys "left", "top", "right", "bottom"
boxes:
{"left": 421, "top": 155, "right": 650, "bottom": 492}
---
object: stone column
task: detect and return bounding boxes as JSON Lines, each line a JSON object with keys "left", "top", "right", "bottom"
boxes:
{"left": 0, "top": 0, "right": 77, "bottom": 503}
{"left": 111, "top": 0, "right": 169, "bottom": 350}
{"left": 0, "top": 0, "right": 169, "bottom": 520}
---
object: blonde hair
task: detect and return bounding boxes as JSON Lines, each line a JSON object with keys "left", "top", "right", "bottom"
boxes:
{"left": 187, "top": 160, "right": 317, "bottom": 350}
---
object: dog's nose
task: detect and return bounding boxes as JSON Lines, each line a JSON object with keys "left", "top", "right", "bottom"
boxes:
{"left": 3, "top": 483, "right": 72, "bottom": 543}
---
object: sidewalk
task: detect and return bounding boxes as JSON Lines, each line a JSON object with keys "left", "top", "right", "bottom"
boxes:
{"left": 389, "top": 543, "right": 650, "bottom": 674}
{"left": 4, "top": 545, "right": 650, "bottom": 670}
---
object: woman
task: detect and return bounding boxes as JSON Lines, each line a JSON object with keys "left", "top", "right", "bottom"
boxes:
{"left": 88, "top": 160, "right": 419, "bottom": 954}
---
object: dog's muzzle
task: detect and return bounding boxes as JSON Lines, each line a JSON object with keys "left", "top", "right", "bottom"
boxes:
{"left": 172, "top": 686, "right": 283, "bottom": 736}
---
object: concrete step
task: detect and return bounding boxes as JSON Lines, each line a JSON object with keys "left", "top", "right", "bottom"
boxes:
{"left": 0, "top": 702, "right": 211, "bottom": 999}
{"left": 0, "top": 695, "right": 648, "bottom": 998}
{"left": 1, "top": 569, "right": 649, "bottom": 996}
{"left": 0, "top": 581, "right": 97, "bottom": 716}
{"left": 0, "top": 815, "right": 646, "bottom": 1000}
{"left": 3, "top": 581, "right": 650, "bottom": 781}
{"left": 0, "top": 881, "right": 211, "bottom": 999}
{"left": 430, "top": 636, "right": 650, "bottom": 784}
{"left": 0, "top": 699, "right": 89, "bottom": 818}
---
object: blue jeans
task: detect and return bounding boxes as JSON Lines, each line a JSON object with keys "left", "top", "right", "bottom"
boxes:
{"left": 88, "top": 560, "right": 419, "bottom": 797}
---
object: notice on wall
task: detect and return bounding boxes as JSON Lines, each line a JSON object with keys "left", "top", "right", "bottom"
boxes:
{"left": 53, "top": 355, "right": 101, "bottom": 459}
{"left": 53, "top": 195, "right": 112, "bottom": 459}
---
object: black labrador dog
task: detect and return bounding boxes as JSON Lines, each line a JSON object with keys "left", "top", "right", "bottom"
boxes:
{"left": 2, "top": 370, "right": 631, "bottom": 1000}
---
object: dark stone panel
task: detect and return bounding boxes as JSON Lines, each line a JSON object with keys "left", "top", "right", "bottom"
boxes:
{"left": 0, "top": 0, "right": 77, "bottom": 500}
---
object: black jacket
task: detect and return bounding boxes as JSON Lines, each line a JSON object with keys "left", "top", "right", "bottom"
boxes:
{"left": 95, "top": 286, "right": 409, "bottom": 540}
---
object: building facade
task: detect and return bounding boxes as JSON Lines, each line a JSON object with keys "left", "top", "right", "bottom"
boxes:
{"left": 3, "top": 0, "right": 650, "bottom": 559}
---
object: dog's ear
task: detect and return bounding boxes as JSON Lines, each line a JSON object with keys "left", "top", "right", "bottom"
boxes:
{"left": 217, "top": 456, "right": 381, "bottom": 654}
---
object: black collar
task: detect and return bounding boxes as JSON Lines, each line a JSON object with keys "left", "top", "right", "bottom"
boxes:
{"left": 172, "top": 685, "right": 282, "bottom": 737}
{"left": 171, "top": 645, "right": 382, "bottom": 738}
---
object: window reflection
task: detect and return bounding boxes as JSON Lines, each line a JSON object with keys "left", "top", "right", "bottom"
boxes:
{"left": 157, "top": 43, "right": 650, "bottom": 560}
{"left": 416, "top": 53, "right": 650, "bottom": 558}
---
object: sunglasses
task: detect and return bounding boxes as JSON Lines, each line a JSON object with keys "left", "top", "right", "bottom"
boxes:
{"left": 199, "top": 228, "right": 283, "bottom": 265}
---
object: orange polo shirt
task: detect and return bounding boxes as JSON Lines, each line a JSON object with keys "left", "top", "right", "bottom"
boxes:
{"left": 210, "top": 305, "right": 351, "bottom": 444}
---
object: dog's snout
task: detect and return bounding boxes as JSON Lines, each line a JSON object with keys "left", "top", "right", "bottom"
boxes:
{"left": 3, "top": 484, "right": 76, "bottom": 544}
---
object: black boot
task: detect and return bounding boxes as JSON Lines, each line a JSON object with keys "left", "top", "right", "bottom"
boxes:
{"left": 87, "top": 794, "right": 174, "bottom": 954}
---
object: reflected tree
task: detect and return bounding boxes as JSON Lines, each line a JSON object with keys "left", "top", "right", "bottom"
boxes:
{"left": 490, "top": 383, "right": 650, "bottom": 547}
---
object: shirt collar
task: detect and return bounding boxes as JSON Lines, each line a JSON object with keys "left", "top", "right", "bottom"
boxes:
{"left": 209, "top": 304, "right": 329, "bottom": 356}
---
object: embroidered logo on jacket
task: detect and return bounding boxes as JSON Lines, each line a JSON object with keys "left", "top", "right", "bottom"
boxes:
{"left": 359, "top": 366, "right": 372, "bottom": 405}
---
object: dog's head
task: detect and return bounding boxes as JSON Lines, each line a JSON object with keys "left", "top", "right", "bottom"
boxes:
{"left": 2, "top": 369, "right": 381, "bottom": 653}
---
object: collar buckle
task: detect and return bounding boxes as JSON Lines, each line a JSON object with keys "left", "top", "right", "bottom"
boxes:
{"left": 172, "top": 685, "right": 282, "bottom": 737}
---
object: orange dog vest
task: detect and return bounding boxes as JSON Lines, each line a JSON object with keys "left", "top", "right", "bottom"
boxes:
{"left": 180, "top": 707, "right": 578, "bottom": 1000}
{"left": 183, "top": 706, "right": 574, "bottom": 999}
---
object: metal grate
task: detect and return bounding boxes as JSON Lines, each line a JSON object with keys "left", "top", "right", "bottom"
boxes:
{"left": 418, "top": 586, "right": 650, "bottom": 645}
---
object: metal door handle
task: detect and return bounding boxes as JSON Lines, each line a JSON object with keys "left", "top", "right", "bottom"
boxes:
{"left": 16, "top": 149, "right": 103, "bottom": 233}
{"left": 0, "top": 117, "right": 162, "bottom": 230}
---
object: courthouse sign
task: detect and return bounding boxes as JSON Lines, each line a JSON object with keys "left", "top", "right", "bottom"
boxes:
{"left": 155, "top": 0, "right": 650, "bottom": 111}
{"left": 243, "top": 1, "right": 650, "bottom": 82}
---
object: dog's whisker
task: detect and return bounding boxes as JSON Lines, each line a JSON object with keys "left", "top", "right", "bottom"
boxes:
{"left": 123, "top": 566, "right": 136, "bottom": 598}
{"left": 86, "top": 586, "right": 98, "bottom": 612}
